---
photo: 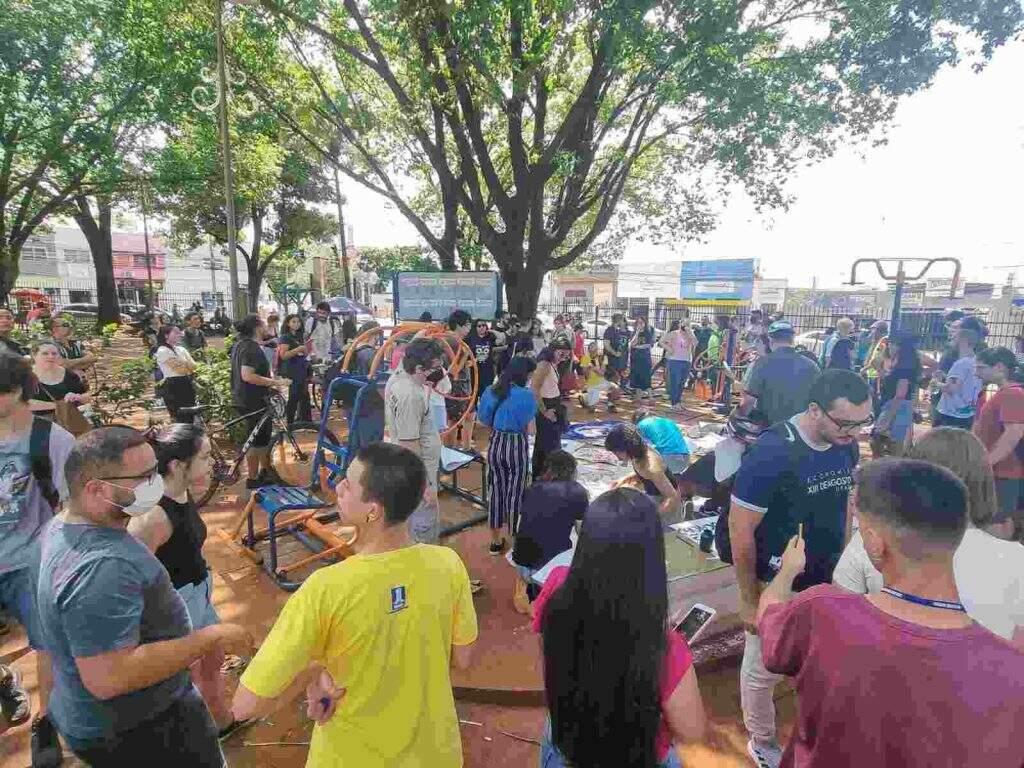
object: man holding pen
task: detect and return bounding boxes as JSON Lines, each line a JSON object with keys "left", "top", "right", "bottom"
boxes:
{"left": 720, "top": 369, "right": 871, "bottom": 768}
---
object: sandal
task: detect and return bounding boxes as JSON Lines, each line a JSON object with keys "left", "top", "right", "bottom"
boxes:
{"left": 470, "top": 579, "right": 485, "bottom": 595}
{"left": 746, "top": 739, "right": 783, "bottom": 768}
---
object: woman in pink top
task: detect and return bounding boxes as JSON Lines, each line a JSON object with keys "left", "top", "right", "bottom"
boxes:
{"left": 533, "top": 488, "right": 706, "bottom": 768}
{"left": 659, "top": 320, "right": 698, "bottom": 410}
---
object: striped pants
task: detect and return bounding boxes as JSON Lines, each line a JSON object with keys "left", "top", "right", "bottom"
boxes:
{"left": 487, "top": 430, "right": 530, "bottom": 533}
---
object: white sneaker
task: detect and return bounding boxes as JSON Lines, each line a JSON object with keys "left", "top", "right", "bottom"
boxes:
{"left": 747, "top": 739, "right": 783, "bottom": 768}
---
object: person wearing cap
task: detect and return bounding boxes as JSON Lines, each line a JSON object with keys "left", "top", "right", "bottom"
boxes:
{"left": 738, "top": 321, "right": 821, "bottom": 426}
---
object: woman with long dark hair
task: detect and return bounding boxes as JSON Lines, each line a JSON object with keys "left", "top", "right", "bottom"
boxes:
{"left": 129, "top": 425, "right": 253, "bottom": 739}
{"left": 534, "top": 488, "right": 705, "bottom": 767}
{"left": 278, "top": 313, "right": 312, "bottom": 425}
{"left": 870, "top": 330, "right": 921, "bottom": 456}
{"left": 531, "top": 340, "right": 571, "bottom": 479}
{"left": 478, "top": 356, "right": 538, "bottom": 555}
{"left": 154, "top": 324, "right": 198, "bottom": 422}
{"left": 630, "top": 315, "right": 656, "bottom": 402}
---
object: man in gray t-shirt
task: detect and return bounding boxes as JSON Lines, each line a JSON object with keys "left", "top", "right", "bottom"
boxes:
{"left": 741, "top": 321, "right": 821, "bottom": 426}
{"left": 385, "top": 337, "right": 445, "bottom": 543}
{"left": 0, "top": 352, "right": 74, "bottom": 737}
{"left": 34, "top": 426, "right": 251, "bottom": 765}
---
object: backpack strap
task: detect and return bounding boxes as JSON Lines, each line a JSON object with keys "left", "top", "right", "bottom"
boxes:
{"left": 30, "top": 416, "right": 59, "bottom": 510}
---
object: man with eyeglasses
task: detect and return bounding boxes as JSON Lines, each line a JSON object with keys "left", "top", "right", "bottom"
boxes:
{"left": 719, "top": 369, "right": 872, "bottom": 768}
{"left": 0, "top": 352, "right": 75, "bottom": 764}
{"left": 33, "top": 426, "right": 251, "bottom": 765}
{"left": 49, "top": 315, "right": 97, "bottom": 376}
{"left": 384, "top": 338, "right": 447, "bottom": 544}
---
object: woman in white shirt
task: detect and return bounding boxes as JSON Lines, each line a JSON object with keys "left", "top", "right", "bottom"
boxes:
{"left": 155, "top": 324, "right": 198, "bottom": 423}
{"left": 659, "top": 320, "right": 697, "bottom": 411}
{"left": 834, "top": 427, "right": 1024, "bottom": 647}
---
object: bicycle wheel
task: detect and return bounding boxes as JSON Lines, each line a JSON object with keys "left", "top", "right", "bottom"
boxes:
{"left": 274, "top": 422, "right": 340, "bottom": 489}
{"left": 195, "top": 443, "right": 240, "bottom": 509}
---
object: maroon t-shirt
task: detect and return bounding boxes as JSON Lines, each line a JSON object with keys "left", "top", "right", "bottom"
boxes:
{"left": 759, "top": 584, "right": 1024, "bottom": 768}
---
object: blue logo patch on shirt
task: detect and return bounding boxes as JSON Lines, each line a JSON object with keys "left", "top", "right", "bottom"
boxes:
{"left": 390, "top": 585, "right": 407, "bottom": 613}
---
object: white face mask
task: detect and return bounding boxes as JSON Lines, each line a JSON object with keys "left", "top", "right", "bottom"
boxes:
{"left": 101, "top": 474, "right": 165, "bottom": 517}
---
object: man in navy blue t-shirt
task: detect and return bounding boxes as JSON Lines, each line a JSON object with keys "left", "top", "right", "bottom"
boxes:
{"left": 724, "top": 369, "right": 871, "bottom": 768}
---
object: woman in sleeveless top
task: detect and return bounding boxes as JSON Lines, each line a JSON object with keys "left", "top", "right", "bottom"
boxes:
{"left": 129, "top": 425, "right": 253, "bottom": 740}
{"left": 532, "top": 341, "right": 571, "bottom": 479}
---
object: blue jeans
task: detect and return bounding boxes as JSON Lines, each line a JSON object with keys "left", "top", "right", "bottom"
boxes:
{"left": 666, "top": 360, "right": 691, "bottom": 405}
{"left": 539, "top": 719, "right": 683, "bottom": 768}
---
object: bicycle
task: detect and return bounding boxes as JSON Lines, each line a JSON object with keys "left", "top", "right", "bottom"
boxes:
{"left": 182, "top": 389, "right": 339, "bottom": 508}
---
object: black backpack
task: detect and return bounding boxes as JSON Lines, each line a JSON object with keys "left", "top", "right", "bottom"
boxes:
{"left": 30, "top": 416, "right": 60, "bottom": 510}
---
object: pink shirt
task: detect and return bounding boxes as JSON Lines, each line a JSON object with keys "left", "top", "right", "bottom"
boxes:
{"left": 531, "top": 566, "right": 693, "bottom": 762}
{"left": 664, "top": 331, "right": 694, "bottom": 362}
{"left": 759, "top": 584, "right": 1024, "bottom": 768}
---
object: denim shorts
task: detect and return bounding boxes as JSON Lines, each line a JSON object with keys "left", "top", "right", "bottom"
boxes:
{"left": 0, "top": 568, "right": 45, "bottom": 649}
{"left": 993, "top": 478, "right": 1024, "bottom": 524}
{"left": 176, "top": 573, "right": 220, "bottom": 632}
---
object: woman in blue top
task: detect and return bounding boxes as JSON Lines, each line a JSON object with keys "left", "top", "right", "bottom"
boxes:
{"left": 630, "top": 315, "right": 656, "bottom": 401}
{"left": 478, "top": 356, "right": 538, "bottom": 555}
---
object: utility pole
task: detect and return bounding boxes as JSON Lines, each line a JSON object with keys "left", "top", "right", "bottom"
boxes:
{"left": 333, "top": 167, "right": 351, "bottom": 298}
{"left": 215, "top": 0, "right": 240, "bottom": 317}
{"left": 140, "top": 181, "right": 155, "bottom": 308}
{"left": 207, "top": 241, "right": 219, "bottom": 299}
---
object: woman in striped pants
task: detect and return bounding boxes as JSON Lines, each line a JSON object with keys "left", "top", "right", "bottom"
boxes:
{"left": 477, "top": 356, "right": 539, "bottom": 555}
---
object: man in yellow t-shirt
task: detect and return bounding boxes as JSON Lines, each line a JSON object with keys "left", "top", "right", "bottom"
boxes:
{"left": 232, "top": 442, "right": 478, "bottom": 767}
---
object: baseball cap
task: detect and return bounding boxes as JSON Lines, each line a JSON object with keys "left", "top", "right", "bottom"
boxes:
{"left": 767, "top": 320, "right": 794, "bottom": 336}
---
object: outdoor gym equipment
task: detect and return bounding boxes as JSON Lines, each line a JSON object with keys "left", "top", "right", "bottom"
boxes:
{"left": 848, "top": 258, "right": 962, "bottom": 334}
{"left": 216, "top": 373, "right": 385, "bottom": 591}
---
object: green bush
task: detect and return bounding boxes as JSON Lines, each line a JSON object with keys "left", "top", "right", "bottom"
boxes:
{"left": 92, "top": 356, "right": 156, "bottom": 425}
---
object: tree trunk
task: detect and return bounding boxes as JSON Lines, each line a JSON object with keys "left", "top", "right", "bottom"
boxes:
{"left": 0, "top": 243, "right": 22, "bottom": 303}
{"left": 500, "top": 258, "right": 545, "bottom": 318}
{"left": 74, "top": 195, "right": 120, "bottom": 325}
{"left": 248, "top": 260, "right": 264, "bottom": 314}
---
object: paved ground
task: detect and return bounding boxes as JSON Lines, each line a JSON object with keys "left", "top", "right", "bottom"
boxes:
{"left": 1, "top": 332, "right": 797, "bottom": 766}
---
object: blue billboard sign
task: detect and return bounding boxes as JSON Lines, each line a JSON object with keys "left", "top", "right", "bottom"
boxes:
{"left": 680, "top": 259, "right": 756, "bottom": 303}
{"left": 394, "top": 271, "right": 502, "bottom": 321}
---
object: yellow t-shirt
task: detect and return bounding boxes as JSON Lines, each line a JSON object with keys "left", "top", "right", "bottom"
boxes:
{"left": 240, "top": 544, "right": 479, "bottom": 767}
{"left": 580, "top": 353, "right": 605, "bottom": 387}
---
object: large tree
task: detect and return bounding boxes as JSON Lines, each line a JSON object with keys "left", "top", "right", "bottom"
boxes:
{"left": 244, "top": 0, "right": 1020, "bottom": 315}
{"left": 154, "top": 118, "right": 337, "bottom": 311}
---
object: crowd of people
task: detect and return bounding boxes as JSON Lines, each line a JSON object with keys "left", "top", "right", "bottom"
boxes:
{"left": 1, "top": 300, "right": 1024, "bottom": 768}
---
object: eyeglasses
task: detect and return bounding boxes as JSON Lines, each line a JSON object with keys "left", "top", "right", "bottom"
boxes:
{"left": 97, "top": 466, "right": 159, "bottom": 484}
{"left": 821, "top": 410, "right": 874, "bottom": 433}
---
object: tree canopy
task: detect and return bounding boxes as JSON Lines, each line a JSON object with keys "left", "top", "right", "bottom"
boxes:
{"left": 243, "top": 0, "right": 1021, "bottom": 314}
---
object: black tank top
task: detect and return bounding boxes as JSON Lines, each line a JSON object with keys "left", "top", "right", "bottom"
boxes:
{"left": 154, "top": 496, "right": 209, "bottom": 589}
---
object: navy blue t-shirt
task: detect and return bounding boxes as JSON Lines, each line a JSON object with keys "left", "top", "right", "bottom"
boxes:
{"left": 730, "top": 419, "right": 859, "bottom": 591}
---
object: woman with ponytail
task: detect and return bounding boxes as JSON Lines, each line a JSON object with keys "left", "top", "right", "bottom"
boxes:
{"left": 129, "top": 424, "right": 253, "bottom": 740}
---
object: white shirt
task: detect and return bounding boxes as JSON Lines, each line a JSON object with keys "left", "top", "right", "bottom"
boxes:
{"left": 154, "top": 345, "right": 195, "bottom": 379}
{"left": 834, "top": 528, "right": 1024, "bottom": 641}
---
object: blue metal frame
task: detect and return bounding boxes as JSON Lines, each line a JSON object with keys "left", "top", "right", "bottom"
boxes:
{"left": 309, "top": 371, "right": 389, "bottom": 490}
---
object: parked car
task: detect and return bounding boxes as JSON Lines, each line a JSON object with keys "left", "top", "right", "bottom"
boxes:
{"left": 794, "top": 329, "right": 830, "bottom": 357}
{"left": 56, "top": 303, "right": 133, "bottom": 324}
{"left": 326, "top": 296, "right": 375, "bottom": 326}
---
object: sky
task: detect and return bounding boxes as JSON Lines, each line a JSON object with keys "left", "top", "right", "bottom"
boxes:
{"left": 337, "top": 38, "right": 1024, "bottom": 291}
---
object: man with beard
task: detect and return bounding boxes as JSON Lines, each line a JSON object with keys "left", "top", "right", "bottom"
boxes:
{"left": 718, "top": 370, "right": 872, "bottom": 768}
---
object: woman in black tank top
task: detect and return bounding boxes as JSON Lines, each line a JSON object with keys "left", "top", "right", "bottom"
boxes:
{"left": 128, "top": 424, "right": 251, "bottom": 738}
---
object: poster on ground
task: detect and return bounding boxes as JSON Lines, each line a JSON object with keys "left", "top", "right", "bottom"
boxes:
{"left": 394, "top": 271, "right": 502, "bottom": 321}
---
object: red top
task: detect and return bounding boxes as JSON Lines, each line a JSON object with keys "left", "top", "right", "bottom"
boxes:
{"left": 573, "top": 331, "right": 586, "bottom": 359}
{"left": 973, "top": 385, "right": 1024, "bottom": 479}
{"left": 759, "top": 584, "right": 1024, "bottom": 768}
{"left": 531, "top": 566, "right": 693, "bottom": 762}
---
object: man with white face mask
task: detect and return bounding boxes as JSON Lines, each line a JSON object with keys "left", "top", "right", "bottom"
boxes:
{"left": 33, "top": 426, "right": 252, "bottom": 765}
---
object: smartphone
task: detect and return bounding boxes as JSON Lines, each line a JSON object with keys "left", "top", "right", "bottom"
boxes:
{"left": 673, "top": 603, "right": 717, "bottom": 644}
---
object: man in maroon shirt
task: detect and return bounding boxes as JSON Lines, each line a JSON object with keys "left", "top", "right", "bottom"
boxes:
{"left": 973, "top": 346, "right": 1024, "bottom": 539}
{"left": 757, "top": 458, "right": 1024, "bottom": 768}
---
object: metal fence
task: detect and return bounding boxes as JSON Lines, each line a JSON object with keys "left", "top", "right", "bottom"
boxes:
{"left": 535, "top": 301, "right": 1024, "bottom": 355}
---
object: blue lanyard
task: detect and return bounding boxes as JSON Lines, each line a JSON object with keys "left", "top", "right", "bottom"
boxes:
{"left": 880, "top": 587, "right": 966, "bottom": 612}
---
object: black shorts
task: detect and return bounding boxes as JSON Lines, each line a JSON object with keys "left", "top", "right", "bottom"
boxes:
{"left": 236, "top": 405, "right": 273, "bottom": 449}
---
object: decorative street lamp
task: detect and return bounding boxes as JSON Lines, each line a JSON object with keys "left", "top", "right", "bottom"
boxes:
{"left": 190, "top": 0, "right": 256, "bottom": 318}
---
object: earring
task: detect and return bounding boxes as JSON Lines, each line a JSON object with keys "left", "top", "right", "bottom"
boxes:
{"left": 365, "top": 514, "right": 373, "bottom": 523}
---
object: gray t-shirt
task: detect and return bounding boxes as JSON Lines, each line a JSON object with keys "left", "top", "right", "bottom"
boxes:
{"left": 0, "top": 418, "right": 74, "bottom": 575}
{"left": 35, "top": 518, "right": 192, "bottom": 747}
{"left": 743, "top": 347, "right": 821, "bottom": 426}
{"left": 384, "top": 368, "right": 441, "bottom": 484}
